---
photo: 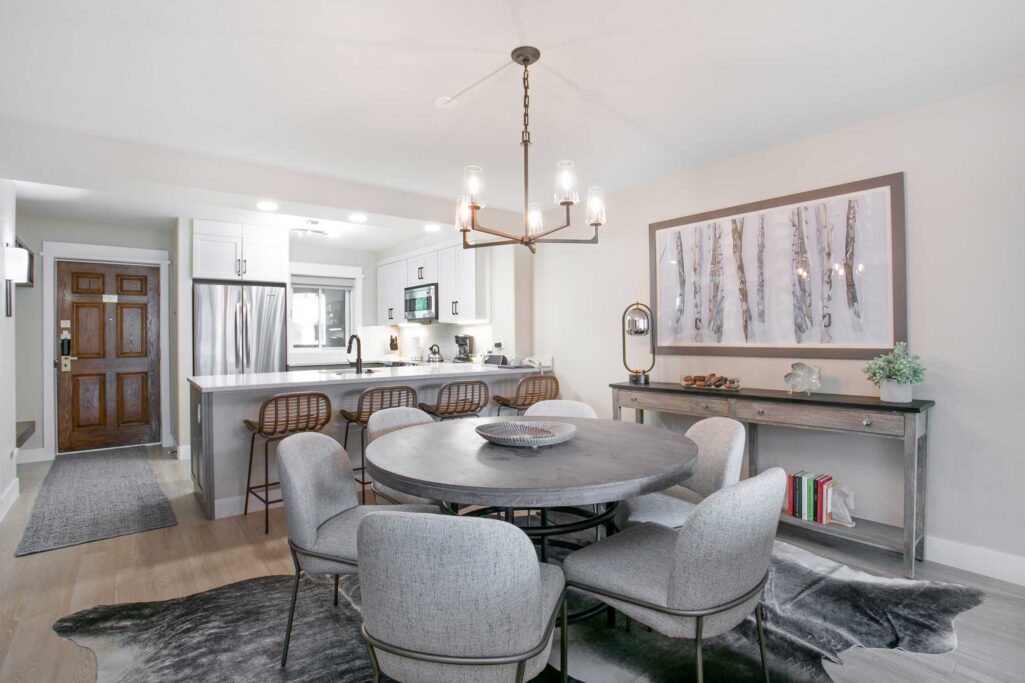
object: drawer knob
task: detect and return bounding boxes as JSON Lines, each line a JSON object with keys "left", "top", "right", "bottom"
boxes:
{"left": 629, "top": 397, "right": 638, "bottom": 402}
{"left": 861, "top": 418, "right": 873, "bottom": 427}
{"left": 702, "top": 403, "right": 710, "bottom": 410}
{"left": 756, "top": 408, "right": 765, "bottom": 416}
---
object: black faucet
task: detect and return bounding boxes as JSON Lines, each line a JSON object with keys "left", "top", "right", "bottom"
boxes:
{"left": 347, "top": 334, "right": 363, "bottom": 374}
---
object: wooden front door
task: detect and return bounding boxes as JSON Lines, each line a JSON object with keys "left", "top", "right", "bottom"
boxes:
{"left": 57, "top": 261, "right": 161, "bottom": 452}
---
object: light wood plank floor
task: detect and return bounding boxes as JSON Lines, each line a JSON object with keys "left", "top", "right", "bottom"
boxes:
{"left": 0, "top": 447, "right": 1023, "bottom": 682}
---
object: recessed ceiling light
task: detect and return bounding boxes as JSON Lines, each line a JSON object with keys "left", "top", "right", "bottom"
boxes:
{"left": 348, "top": 213, "right": 368, "bottom": 223}
{"left": 257, "top": 200, "right": 279, "bottom": 212}
{"left": 424, "top": 223, "right": 441, "bottom": 233}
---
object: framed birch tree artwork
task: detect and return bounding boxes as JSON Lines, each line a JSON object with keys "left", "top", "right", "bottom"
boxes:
{"left": 649, "top": 173, "right": 906, "bottom": 359}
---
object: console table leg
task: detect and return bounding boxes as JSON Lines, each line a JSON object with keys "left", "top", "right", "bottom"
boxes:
{"left": 902, "top": 416, "right": 923, "bottom": 578}
{"left": 747, "top": 423, "right": 760, "bottom": 478}
{"left": 635, "top": 408, "right": 644, "bottom": 425}
{"left": 612, "top": 391, "right": 622, "bottom": 421}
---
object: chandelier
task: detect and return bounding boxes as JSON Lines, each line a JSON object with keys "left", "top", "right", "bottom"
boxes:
{"left": 454, "top": 46, "right": 606, "bottom": 252}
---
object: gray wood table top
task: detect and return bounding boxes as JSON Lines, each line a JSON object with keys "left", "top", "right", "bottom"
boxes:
{"left": 365, "top": 416, "right": 698, "bottom": 507}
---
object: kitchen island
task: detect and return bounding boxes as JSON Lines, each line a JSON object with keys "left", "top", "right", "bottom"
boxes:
{"left": 187, "top": 363, "right": 537, "bottom": 519}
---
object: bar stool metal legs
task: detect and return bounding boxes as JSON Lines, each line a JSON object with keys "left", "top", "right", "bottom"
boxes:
{"left": 244, "top": 432, "right": 283, "bottom": 534}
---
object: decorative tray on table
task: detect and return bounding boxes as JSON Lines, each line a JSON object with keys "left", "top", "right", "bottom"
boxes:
{"left": 682, "top": 373, "right": 742, "bottom": 391}
{"left": 475, "top": 421, "right": 577, "bottom": 448}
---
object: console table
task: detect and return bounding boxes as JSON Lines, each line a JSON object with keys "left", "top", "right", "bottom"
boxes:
{"left": 610, "top": 382, "right": 934, "bottom": 577}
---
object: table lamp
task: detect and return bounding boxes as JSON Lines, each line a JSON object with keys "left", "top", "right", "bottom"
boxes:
{"left": 622, "top": 302, "right": 655, "bottom": 385}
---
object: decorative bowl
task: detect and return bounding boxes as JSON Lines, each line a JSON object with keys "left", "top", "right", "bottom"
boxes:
{"left": 475, "top": 421, "right": 577, "bottom": 448}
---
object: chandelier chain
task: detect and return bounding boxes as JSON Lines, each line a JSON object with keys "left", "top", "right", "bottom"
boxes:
{"left": 521, "top": 64, "right": 531, "bottom": 146}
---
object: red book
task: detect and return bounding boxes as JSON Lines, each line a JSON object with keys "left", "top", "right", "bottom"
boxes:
{"left": 786, "top": 474, "right": 794, "bottom": 516}
{"left": 817, "top": 475, "right": 832, "bottom": 524}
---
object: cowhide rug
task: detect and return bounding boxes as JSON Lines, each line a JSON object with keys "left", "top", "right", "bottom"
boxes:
{"left": 53, "top": 542, "right": 982, "bottom": 682}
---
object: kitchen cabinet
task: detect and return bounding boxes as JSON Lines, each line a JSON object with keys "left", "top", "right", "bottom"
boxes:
{"left": 192, "top": 220, "right": 243, "bottom": 280}
{"left": 240, "top": 224, "right": 289, "bottom": 283}
{"left": 406, "top": 252, "right": 438, "bottom": 286}
{"left": 192, "top": 219, "right": 289, "bottom": 283}
{"left": 377, "top": 260, "right": 406, "bottom": 324}
{"left": 438, "top": 246, "right": 489, "bottom": 323}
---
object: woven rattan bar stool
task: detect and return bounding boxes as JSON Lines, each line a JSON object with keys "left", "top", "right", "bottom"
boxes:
{"left": 419, "top": 380, "right": 489, "bottom": 420}
{"left": 493, "top": 374, "right": 559, "bottom": 415}
{"left": 244, "top": 391, "right": 332, "bottom": 534}
{"left": 339, "top": 385, "right": 418, "bottom": 499}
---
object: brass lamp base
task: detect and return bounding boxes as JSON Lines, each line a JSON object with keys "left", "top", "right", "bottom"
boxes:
{"left": 628, "top": 372, "right": 650, "bottom": 385}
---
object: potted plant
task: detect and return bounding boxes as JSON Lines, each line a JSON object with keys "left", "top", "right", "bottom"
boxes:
{"left": 863, "top": 342, "right": 925, "bottom": 403}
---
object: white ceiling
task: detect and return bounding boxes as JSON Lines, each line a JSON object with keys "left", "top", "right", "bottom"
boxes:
{"left": 2, "top": 1, "right": 1025, "bottom": 211}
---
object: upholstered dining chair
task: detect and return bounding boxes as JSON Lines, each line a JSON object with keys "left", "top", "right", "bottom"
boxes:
{"left": 563, "top": 468, "right": 786, "bottom": 683}
{"left": 615, "top": 417, "right": 745, "bottom": 530}
{"left": 523, "top": 399, "right": 598, "bottom": 418}
{"left": 366, "top": 407, "right": 438, "bottom": 505}
{"left": 357, "top": 511, "right": 568, "bottom": 683}
{"left": 277, "top": 432, "right": 440, "bottom": 667}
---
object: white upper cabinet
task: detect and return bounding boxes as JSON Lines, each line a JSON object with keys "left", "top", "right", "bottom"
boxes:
{"left": 240, "top": 224, "right": 289, "bottom": 283}
{"left": 192, "top": 219, "right": 289, "bottom": 283}
{"left": 193, "top": 220, "right": 243, "bottom": 280}
{"left": 406, "top": 251, "right": 438, "bottom": 286}
{"left": 377, "top": 260, "right": 406, "bottom": 324}
{"left": 438, "top": 245, "right": 489, "bottom": 323}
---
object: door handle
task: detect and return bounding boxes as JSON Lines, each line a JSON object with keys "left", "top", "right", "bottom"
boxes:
{"left": 235, "top": 303, "right": 243, "bottom": 371}
{"left": 242, "top": 259, "right": 247, "bottom": 275}
{"left": 235, "top": 258, "right": 241, "bottom": 276}
{"left": 59, "top": 356, "right": 78, "bottom": 372}
{"left": 244, "top": 306, "right": 251, "bottom": 370}
{"left": 451, "top": 301, "right": 456, "bottom": 315}
{"left": 388, "top": 307, "right": 393, "bottom": 320}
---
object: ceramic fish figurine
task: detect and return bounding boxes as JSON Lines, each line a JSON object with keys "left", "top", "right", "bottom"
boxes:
{"left": 784, "top": 362, "right": 822, "bottom": 395}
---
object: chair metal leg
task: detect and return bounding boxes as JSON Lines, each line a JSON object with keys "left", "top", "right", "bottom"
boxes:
{"left": 755, "top": 603, "right": 770, "bottom": 682}
{"left": 244, "top": 433, "right": 257, "bottom": 516}
{"left": 606, "top": 605, "right": 616, "bottom": 627}
{"left": 365, "top": 642, "right": 382, "bottom": 683}
{"left": 280, "top": 550, "right": 301, "bottom": 667}
{"left": 560, "top": 595, "right": 569, "bottom": 683}
{"left": 359, "top": 426, "right": 368, "bottom": 501}
{"left": 695, "top": 615, "right": 704, "bottom": 683}
{"left": 540, "top": 509, "right": 549, "bottom": 562}
{"left": 342, "top": 420, "right": 351, "bottom": 449}
{"left": 334, "top": 575, "right": 339, "bottom": 607}
{"left": 515, "top": 660, "right": 526, "bottom": 683}
{"left": 264, "top": 439, "right": 271, "bottom": 534}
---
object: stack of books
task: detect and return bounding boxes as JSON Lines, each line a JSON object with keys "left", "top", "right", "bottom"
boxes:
{"left": 785, "top": 471, "right": 835, "bottom": 524}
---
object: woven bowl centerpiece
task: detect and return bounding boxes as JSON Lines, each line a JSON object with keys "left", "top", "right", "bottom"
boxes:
{"left": 475, "top": 421, "right": 577, "bottom": 449}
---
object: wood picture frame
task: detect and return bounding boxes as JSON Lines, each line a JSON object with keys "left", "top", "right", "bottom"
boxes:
{"left": 649, "top": 173, "right": 906, "bottom": 359}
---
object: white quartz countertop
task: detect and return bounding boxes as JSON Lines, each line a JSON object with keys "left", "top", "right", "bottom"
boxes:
{"left": 188, "top": 363, "right": 537, "bottom": 394}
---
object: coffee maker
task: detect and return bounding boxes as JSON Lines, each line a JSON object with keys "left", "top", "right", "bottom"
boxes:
{"left": 454, "top": 334, "right": 473, "bottom": 362}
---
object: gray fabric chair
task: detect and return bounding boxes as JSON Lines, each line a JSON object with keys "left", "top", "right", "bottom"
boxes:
{"left": 615, "top": 417, "right": 745, "bottom": 530}
{"left": 523, "top": 399, "right": 598, "bottom": 418}
{"left": 563, "top": 467, "right": 786, "bottom": 683}
{"left": 277, "top": 432, "right": 440, "bottom": 667}
{"left": 366, "top": 407, "right": 438, "bottom": 505}
{"left": 358, "top": 511, "right": 568, "bottom": 683}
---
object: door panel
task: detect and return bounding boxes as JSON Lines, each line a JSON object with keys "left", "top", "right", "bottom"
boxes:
{"left": 243, "top": 284, "right": 285, "bottom": 373}
{"left": 57, "top": 261, "right": 161, "bottom": 452}
{"left": 193, "top": 283, "right": 242, "bottom": 375}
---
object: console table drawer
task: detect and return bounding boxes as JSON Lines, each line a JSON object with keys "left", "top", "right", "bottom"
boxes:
{"left": 618, "top": 390, "right": 729, "bottom": 417}
{"left": 735, "top": 401, "right": 905, "bottom": 437}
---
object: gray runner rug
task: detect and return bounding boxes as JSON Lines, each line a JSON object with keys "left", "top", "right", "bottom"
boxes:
{"left": 16, "top": 446, "right": 177, "bottom": 556}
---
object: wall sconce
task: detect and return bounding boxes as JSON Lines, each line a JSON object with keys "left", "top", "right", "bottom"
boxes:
{"left": 622, "top": 301, "right": 655, "bottom": 385}
{"left": 4, "top": 244, "right": 29, "bottom": 317}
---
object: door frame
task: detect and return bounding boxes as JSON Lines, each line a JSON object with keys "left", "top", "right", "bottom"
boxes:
{"left": 33, "top": 241, "right": 172, "bottom": 461}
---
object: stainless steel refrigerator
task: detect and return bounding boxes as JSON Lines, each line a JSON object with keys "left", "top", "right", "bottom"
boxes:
{"left": 193, "top": 281, "right": 286, "bottom": 375}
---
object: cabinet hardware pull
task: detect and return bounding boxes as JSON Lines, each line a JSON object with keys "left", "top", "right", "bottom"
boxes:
{"left": 388, "top": 307, "right": 393, "bottom": 320}
{"left": 629, "top": 396, "right": 638, "bottom": 402}
{"left": 702, "top": 404, "right": 710, "bottom": 410}
{"left": 454, "top": 301, "right": 458, "bottom": 315}
{"left": 242, "top": 259, "right": 247, "bottom": 275}
{"left": 861, "top": 418, "right": 873, "bottom": 427}
{"left": 757, "top": 408, "right": 765, "bottom": 416}
{"left": 235, "top": 258, "right": 241, "bottom": 276}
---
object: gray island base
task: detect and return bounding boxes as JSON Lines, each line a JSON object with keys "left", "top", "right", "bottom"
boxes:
{"left": 188, "top": 363, "right": 537, "bottom": 519}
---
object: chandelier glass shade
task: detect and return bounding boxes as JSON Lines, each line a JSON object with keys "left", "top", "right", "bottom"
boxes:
{"left": 455, "top": 46, "right": 606, "bottom": 252}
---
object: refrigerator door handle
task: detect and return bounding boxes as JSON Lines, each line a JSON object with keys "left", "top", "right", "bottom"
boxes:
{"left": 235, "top": 301, "right": 243, "bottom": 372}
{"left": 244, "top": 305, "right": 252, "bottom": 371}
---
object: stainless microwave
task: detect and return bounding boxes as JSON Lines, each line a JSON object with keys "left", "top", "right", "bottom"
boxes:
{"left": 404, "top": 283, "right": 437, "bottom": 322}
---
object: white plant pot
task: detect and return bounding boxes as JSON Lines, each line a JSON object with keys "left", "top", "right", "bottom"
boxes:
{"left": 879, "top": 379, "right": 913, "bottom": 403}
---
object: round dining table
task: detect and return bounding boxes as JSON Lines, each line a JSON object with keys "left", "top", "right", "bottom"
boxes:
{"left": 364, "top": 415, "right": 698, "bottom": 531}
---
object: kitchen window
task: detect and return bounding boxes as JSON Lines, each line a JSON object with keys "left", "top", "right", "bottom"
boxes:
{"left": 289, "top": 276, "right": 354, "bottom": 350}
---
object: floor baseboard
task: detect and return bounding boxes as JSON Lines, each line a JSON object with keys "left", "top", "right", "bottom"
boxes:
{"left": 0, "top": 477, "right": 19, "bottom": 523}
{"left": 927, "top": 534, "right": 1025, "bottom": 587}
{"left": 16, "top": 447, "right": 53, "bottom": 464}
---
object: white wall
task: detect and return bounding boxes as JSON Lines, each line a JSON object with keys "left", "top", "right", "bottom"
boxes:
{"left": 13, "top": 216, "right": 175, "bottom": 452}
{"left": 0, "top": 180, "right": 19, "bottom": 521}
{"left": 534, "top": 76, "right": 1025, "bottom": 583}
{"left": 289, "top": 237, "right": 378, "bottom": 320}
